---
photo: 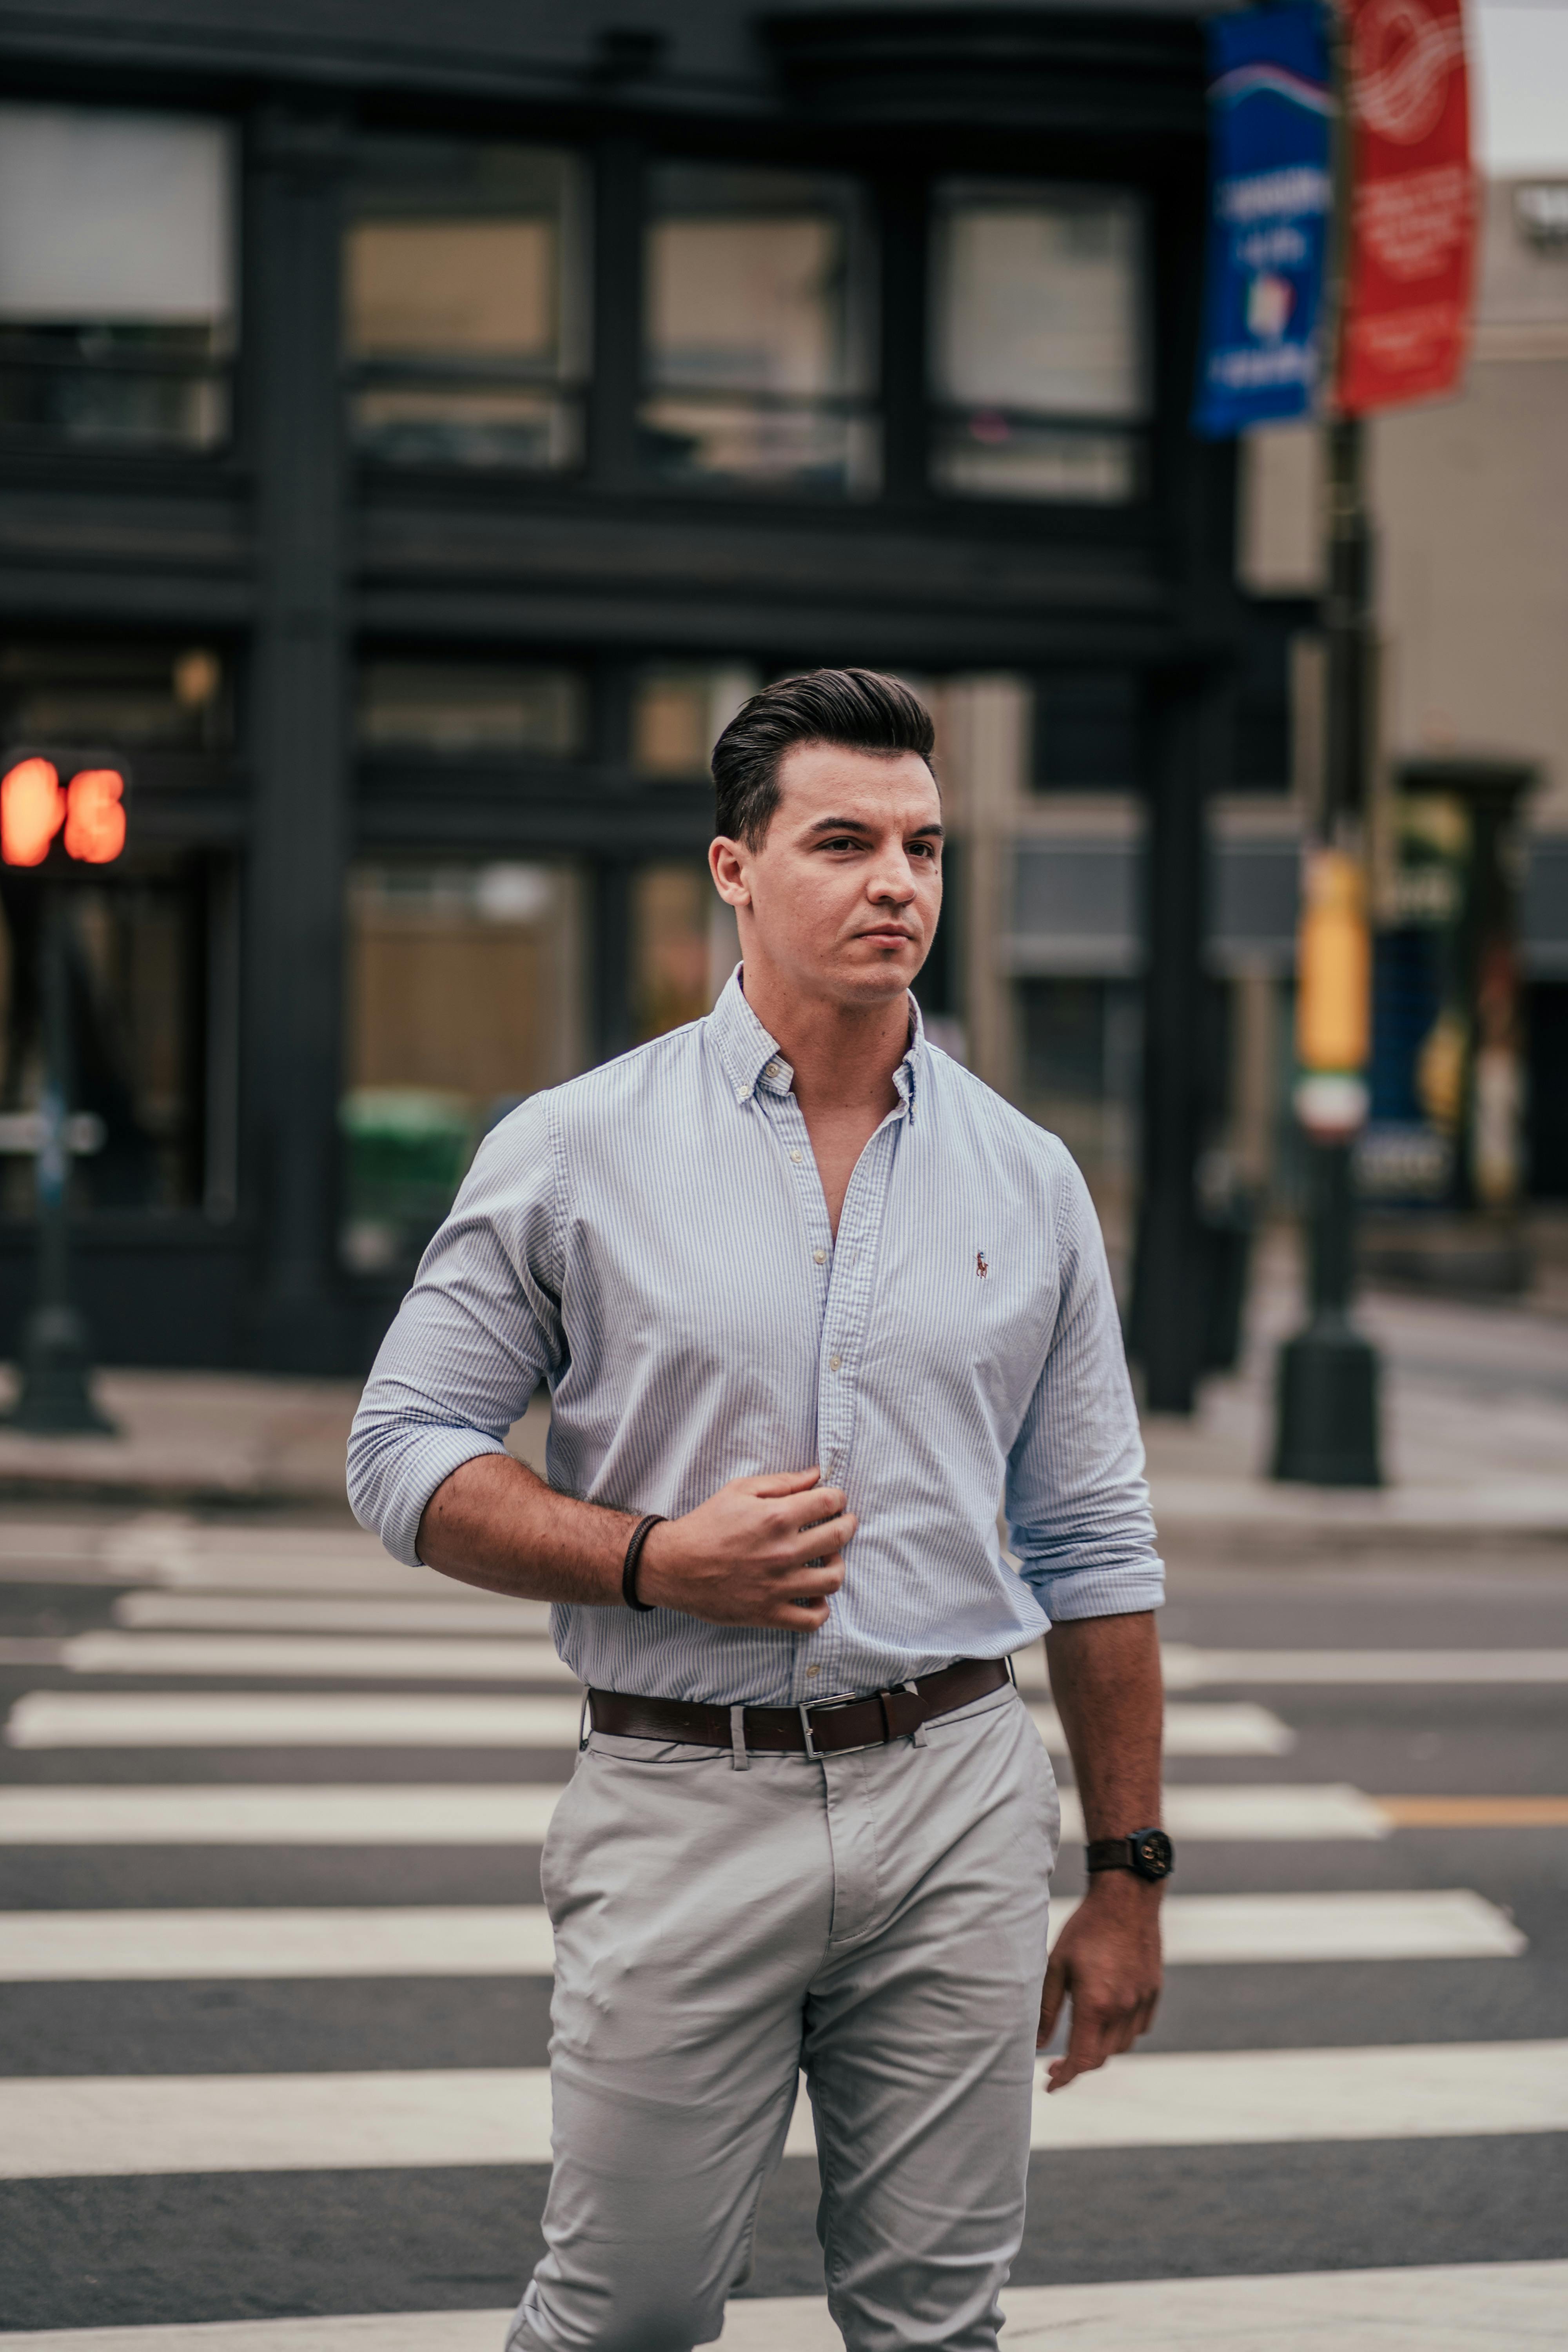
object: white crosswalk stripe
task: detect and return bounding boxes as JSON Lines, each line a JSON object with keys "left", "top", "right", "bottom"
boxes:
{"left": 4, "top": 1685, "right": 1295, "bottom": 1757}
{"left": 1161, "top": 1644, "right": 1568, "bottom": 1686}
{"left": 4, "top": 2262, "right": 1566, "bottom": 2352}
{"left": 0, "top": 1889, "right": 1525, "bottom": 1981}
{"left": 0, "top": 1780, "right": 1393, "bottom": 1844}
{"left": 5, "top": 2040, "right": 1566, "bottom": 2180}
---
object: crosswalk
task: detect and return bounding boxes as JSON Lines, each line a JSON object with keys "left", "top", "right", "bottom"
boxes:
{"left": 0, "top": 1510, "right": 1563, "bottom": 2345}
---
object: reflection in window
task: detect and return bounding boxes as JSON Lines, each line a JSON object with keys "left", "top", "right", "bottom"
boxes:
{"left": 632, "top": 864, "right": 723, "bottom": 1042}
{"left": 0, "top": 860, "right": 214, "bottom": 1216}
{"left": 345, "top": 139, "right": 586, "bottom": 471}
{"left": 343, "top": 864, "right": 584, "bottom": 1269}
{"left": 0, "top": 641, "right": 230, "bottom": 755}
{"left": 0, "top": 105, "right": 234, "bottom": 450}
{"left": 632, "top": 665, "right": 757, "bottom": 778}
{"left": 931, "top": 184, "right": 1145, "bottom": 503}
{"left": 357, "top": 662, "right": 584, "bottom": 756}
{"left": 643, "top": 165, "right": 876, "bottom": 492}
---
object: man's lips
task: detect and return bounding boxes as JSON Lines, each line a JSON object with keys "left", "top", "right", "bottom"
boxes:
{"left": 854, "top": 927, "right": 917, "bottom": 946}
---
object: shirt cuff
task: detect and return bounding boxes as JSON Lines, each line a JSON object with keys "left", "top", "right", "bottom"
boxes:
{"left": 1020, "top": 1556, "right": 1165, "bottom": 1625}
{"left": 355, "top": 1430, "right": 510, "bottom": 1569}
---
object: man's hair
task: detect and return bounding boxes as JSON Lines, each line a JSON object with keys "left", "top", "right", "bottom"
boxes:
{"left": 711, "top": 668, "right": 936, "bottom": 848}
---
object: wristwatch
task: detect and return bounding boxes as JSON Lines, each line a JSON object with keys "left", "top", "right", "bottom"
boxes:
{"left": 1086, "top": 1828, "right": 1174, "bottom": 1882}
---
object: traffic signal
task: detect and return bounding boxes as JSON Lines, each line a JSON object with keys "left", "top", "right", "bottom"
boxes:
{"left": 1, "top": 754, "right": 128, "bottom": 869}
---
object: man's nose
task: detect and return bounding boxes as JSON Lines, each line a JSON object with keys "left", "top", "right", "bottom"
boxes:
{"left": 867, "top": 855, "right": 917, "bottom": 903}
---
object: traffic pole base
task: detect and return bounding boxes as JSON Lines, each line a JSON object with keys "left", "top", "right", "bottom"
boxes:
{"left": 1272, "top": 1317, "right": 1381, "bottom": 1487}
{"left": 3, "top": 1305, "right": 116, "bottom": 1436}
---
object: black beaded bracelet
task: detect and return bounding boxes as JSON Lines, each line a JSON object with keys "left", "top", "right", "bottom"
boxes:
{"left": 621, "top": 1513, "right": 665, "bottom": 1613}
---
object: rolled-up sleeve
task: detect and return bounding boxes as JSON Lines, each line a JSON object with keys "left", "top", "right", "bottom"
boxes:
{"left": 347, "top": 1095, "right": 565, "bottom": 1566}
{"left": 1004, "top": 1149, "right": 1164, "bottom": 1624}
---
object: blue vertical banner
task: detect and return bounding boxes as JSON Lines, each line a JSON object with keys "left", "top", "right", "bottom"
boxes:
{"left": 1192, "top": 5, "right": 1335, "bottom": 437}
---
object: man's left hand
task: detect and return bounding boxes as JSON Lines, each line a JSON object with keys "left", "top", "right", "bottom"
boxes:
{"left": 1036, "top": 1871, "right": 1162, "bottom": 2091}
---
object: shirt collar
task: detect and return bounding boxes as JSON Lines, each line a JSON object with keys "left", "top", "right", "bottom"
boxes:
{"left": 708, "top": 965, "right": 924, "bottom": 1121}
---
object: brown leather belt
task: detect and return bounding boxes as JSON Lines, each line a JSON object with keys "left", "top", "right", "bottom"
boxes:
{"left": 587, "top": 1655, "right": 1012, "bottom": 1758}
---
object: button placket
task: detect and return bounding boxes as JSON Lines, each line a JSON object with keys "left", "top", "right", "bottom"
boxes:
{"left": 797, "top": 1105, "right": 906, "bottom": 1704}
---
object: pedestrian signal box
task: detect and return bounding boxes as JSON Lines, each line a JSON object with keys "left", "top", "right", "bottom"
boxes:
{"left": 1, "top": 754, "right": 129, "bottom": 869}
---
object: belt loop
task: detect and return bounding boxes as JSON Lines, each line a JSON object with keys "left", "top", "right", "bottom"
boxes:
{"left": 1004, "top": 1653, "right": 1018, "bottom": 1689}
{"left": 578, "top": 1690, "right": 592, "bottom": 1751}
{"left": 903, "top": 1682, "right": 928, "bottom": 1748}
{"left": 729, "top": 1704, "right": 750, "bottom": 1771}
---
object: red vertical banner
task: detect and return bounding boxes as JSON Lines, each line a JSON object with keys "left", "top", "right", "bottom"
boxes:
{"left": 1338, "top": 0, "right": 1476, "bottom": 412}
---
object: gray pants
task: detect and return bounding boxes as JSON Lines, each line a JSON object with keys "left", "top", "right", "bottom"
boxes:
{"left": 508, "top": 1681, "right": 1058, "bottom": 2352}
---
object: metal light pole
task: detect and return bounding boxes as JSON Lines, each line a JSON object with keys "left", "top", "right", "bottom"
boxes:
{"left": 1271, "top": 412, "right": 1381, "bottom": 1484}
{"left": 5, "top": 882, "right": 114, "bottom": 1434}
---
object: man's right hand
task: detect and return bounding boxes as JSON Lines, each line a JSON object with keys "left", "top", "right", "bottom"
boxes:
{"left": 637, "top": 1468, "right": 854, "bottom": 1629}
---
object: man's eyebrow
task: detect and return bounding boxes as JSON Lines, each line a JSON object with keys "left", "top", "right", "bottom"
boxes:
{"left": 802, "top": 815, "right": 946, "bottom": 838}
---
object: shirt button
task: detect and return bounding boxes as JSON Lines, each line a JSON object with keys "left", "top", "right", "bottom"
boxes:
{"left": 813, "top": 1249, "right": 826, "bottom": 1265}
{"left": 829, "top": 1354, "right": 841, "bottom": 1372}
{"left": 735, "top": 1086, "right": 748, "bottom": 1103}
{"left": 806, "top": 1663, "right": 821, "bottom": 1679}
{"left": 789, "top": 1149, "right": 802, "bottom": 1164}
{"left": 766, "top": 1061, "right": 782, "bottom": 1080}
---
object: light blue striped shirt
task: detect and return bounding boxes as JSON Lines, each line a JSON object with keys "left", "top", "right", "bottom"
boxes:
{"left": 348, "top": 970, "right": 1162, "bottom": 1706}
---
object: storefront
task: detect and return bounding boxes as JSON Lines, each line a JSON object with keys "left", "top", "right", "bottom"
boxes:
{"left": 0, "top": 4, "right": 1268, "bottom": 1379}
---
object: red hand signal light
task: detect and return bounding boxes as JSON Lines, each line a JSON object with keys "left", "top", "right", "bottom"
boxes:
{"left": 63, "top": 768, "right": 127, "bottom": 865}
{"left": 1, "top": 758, "right": 65, "bottom": 867}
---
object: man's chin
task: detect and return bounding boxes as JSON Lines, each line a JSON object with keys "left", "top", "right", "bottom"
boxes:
{"left": 827, "top": 951, "right": 920, "bottom": 1001}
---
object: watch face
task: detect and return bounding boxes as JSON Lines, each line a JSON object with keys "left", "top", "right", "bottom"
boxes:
{"left": 1132, "top": 1828, "right": 1174, "bottom": 1880}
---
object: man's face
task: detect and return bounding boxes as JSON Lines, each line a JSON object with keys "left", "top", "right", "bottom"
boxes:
{"left": 711, "top": 741, "right": 943, "bottom": 1008}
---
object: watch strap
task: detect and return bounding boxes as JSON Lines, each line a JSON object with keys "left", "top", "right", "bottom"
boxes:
{"left": 1086, "top": 1837, "right": 1141, "bottom": 1874}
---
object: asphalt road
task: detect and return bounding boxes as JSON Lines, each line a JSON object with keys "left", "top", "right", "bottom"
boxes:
{"left": 0, "top": 1512, "right": 1564, "bottom": 2339}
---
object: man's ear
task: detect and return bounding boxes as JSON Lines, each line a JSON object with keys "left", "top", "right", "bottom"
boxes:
{"left": 709, "top": 837, "right": 752, "bottom": 909}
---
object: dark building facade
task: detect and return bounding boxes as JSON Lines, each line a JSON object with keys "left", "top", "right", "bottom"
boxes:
{"left": 0, "top": 2, "right": 1274, "bottom": 1396}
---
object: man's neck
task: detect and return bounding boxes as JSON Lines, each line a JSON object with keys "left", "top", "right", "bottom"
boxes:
{"left": 740, "top": 964, "right": 910, "bottom": 1118}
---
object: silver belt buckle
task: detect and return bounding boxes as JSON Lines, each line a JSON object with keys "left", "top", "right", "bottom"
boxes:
{"left": 799, "top": 1689, "right": 886, "bottom": 1762}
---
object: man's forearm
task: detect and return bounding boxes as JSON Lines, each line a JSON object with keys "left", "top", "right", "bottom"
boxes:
{"left": 1044, "top": 1610, "right": 1163, "bottom": 1837}
{"left": 415, "top": 1455, "right": 855, "bottom": 1628}
{"left": 417, "top": 1452, "right": 633, "bottom": 1605}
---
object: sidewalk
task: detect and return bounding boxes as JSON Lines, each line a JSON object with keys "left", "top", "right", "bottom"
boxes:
{"left": 1143, "top": 1235, "right": 1568, "bottom": 1551}
{"left": 0, "top": 1239, "right": 1563, "bottom": 1544}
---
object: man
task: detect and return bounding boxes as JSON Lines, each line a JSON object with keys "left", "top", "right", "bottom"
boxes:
{"left": 349, "top": 668, "right": 1168, "bottom": 2352}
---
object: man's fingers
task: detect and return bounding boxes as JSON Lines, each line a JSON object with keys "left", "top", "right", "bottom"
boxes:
{"left": 746, "top": 1468, "right": 826, "bottom": 1498}
{"left": 1036, "top": 1949, "right": 1069, "bottom": 2049}
{"left": 1047, "top": 2004, "right": 1114, "bottom": 2092}
{"left": 781, "top": 1512, "right": 856, "bottom": 1563}
{"left": 780, "top": 1487, "right": 848, "bottom": 1528}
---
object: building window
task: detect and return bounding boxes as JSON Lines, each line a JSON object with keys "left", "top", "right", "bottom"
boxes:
{"left": 1032, "top": 673, "right": 1141, "bottom": 791}
{"left": 631, "top": 864, "right": 720, "bottom": 1040}
{"left": 930, "top": 183, "right": 1145, "bottom": 503}
{"left": 345, "top": 139, "right": 587, "bottom": 471}
{"left": 342, "top": 862, "right": 585, "bottom": 1270}
{"left": 642, "top": 164, "right": 876, "bottom": 493}
{"left": 0, "top": 104, "right": 234, "bottom": 451}
{"left": 631, "top": 664, "right": 758, "bottom": 778}
{"left": 0, "top": 641, "right": 231, "bottom": 756}
{"left": 0, "top": 860, "right": 220, "bottom": 1216}
{"left": 356, "top": 661, "right": 584, "bottom": 757}
{"left": 1018, "top": 976, "right": 1143, "bottom": 1209}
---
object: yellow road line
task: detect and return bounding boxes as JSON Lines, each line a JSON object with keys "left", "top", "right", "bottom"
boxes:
{"left": 1376, "top": 1797, "right": 1568, "bottom": 1828}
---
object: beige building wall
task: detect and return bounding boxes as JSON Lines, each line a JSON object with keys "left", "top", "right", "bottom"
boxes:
{"left": 1240, "top": 177, "right": 1568, "bottom": 830}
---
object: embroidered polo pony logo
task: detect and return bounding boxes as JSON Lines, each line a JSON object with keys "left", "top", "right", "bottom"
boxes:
{"left": 976, "top": 1252, "right": 988, "bottom": 1278}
